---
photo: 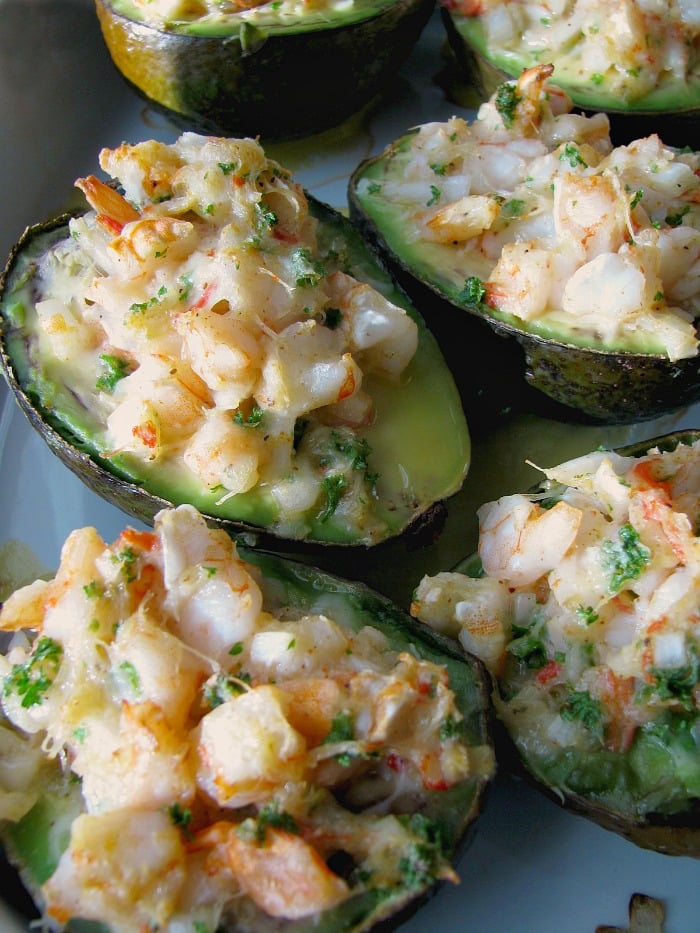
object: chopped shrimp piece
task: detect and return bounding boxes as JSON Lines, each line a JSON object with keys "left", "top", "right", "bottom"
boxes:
{"left": 324, "top": 271, "right": 418, "bottom": 379}
{"left": 183, "top": 408, "right": 265, "bottom": 496}
{"left": 43, "top": 809, "right": 186, "bottom": 933}
{"left": 75, "top": 175, "right": 140, "bottom": 235}
{"left": 197, "top": 822, "right": 349, "bottom": 919}
{"left": 157, "top": 507, "right": 264, "bottom": 664}
{"left": 478, "top": 494, "right": 582, "bottom": 588}
{"left": 110, "top": 216, "right": 197, "bottom": 265}
{"left": 486, "top": 242, "right": 553, "bottom": 319}
{"left": 196, "top": 685, "right": 306, "bottom": 808}
{"left": 425, "top": 194, "right": 500, "bottom": 242}
{"left": 554, "top": 173, "right": 630, "bottom": 259}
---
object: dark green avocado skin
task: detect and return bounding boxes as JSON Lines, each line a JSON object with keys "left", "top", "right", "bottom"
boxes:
{"left": 348, "top": 149, "right": 700, "bottom": 428}
{"left": 456, "top": 431, "right": 700, "bottom": 857}
{"left": 95, "top": 0, "right": 435, "bottom": 141}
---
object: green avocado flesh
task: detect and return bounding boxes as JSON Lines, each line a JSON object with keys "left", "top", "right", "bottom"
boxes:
{"left": 0, "top": 198, "right": 469, "bottom": 548}
{"left": 453, "top": 432, "right": 700, "bottom": 856}
{"left": 1, "top": 548, "right": 493, "bottom": 931}
{"left": 95, "top": 0, "right": 434, "bottom": 139}
{"left": 348, "top": 137, "right": 700, "bottom": 425}
{"left": 445, "top": 14, "right": 700, "bottom": 116}
{"left": 111, "top": 0, "right": 412, "bottom": 35}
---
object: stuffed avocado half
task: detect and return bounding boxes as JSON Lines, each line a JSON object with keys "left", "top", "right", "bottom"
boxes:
{"left": 412, "top": 431, "right": 700, "bottom": 856}
{"left": 348, "top": 65, "right": 700, "bottom": 425}
{"left": 0, "top": 504, "right": 494, "bottom": 931}
{"left": 0, "top": 134, "right": 470, "bottom": 548}
{"left": 94, "top": 0, "right": 434, "bottom": 140}
{"left": 440, "top": 0, "right": 700, "bottom": 146}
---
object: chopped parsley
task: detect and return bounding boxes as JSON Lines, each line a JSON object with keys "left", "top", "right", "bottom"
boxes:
{"left": 323, "top": 710, "right": 354, "bottom": 744}
{"left": 508, "top": 617, "right": 548, "bottom": 669}
{"left": 255, "top": 201, "right": 279, "bottom": 233}
{"left": 630, "top": 189, "right": 644, "bottom": 209}
{"left": 426, "top": 185, "right": 441, "bottom": 207}
{"left": 665, "top": 205, "right": 691, "bottom": 228}
{"left": 560, "top": 689, "right": 605, "bottom": 740}
{"left": 559, "top": 143, "right": 588, "bottom": 168}
{"left": 439, "top": 714, "right": 466, "bottom": 742}
{"left": 118, "top": 660, "right": 141, "bottom": 694}
{"left": 318, "top": 473, "right": 347, "bottom": 523}
{"left": 494, "top": 81, "right": 521, "bottom": 128}
{"left": 397, "top": 814, "right": 447, "bottom": 889}
{"left": 218, "top": 161, "right": 238, "bottom": 175}
{"left": 601, "top": 523, "right": 650, "bottom": 594}
{"left": 4, "top": 636, "right": 63, "bottom": 708}
{"left": 330, "top": 431, "right": 373, "bottom": 473}
{"left": 113, "top": 546, "right": 138, "bottom": 583}
{"left": 178, "top": 273, "right": 194, "bottom": 302}
{"left": 457, "top": 276, "right": 488, "bottom": 309}
{"left": 83, "top": 579, "right": 103, "bottom": 599}
{"left": 204, "top": 672, "right": 251, "bottom": 708}
{"left": 291, "top": 248, "right": 325, "bottom": 288}
{"left": 576, "top": 605, "right": 599, "bottom": 626}
{"left": 501, "top": 198, "right": 526, "bottom": 218}
{"left": 95, "top": 354, "right": 133, "bottom": 393}
{"left": 649, "top": 646, "right": 699, "bottom": 712}
{"left": 367, "top": 182, "right": 382, "bottom": 196}
{"left": 233, "top": 405, "right": 264, "bottom": 428}
{"left": 323, "top": 710, "right": 356, "bottom": 767}
{"left": 249, "top": 801, "right": 300, "bottom": 843}
{"left": 129, "top": 284, "right": 167, "bottom": 314}
{"left": 167, "top": 802, "right": 193, "bottom": 838}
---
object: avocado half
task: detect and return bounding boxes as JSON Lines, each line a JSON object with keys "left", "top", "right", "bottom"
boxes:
{"left": 348, "top": 133, "right": 700, "bottom": 427}
{"left": 0, "top": 532, "right": 494, "bottom": 931}
{"left": 94, "top": 0, "right": 434, "bottom": 141}
{"left": 440, "top": 8, "right": 700, "bottom": 147}
{"left": 0, "top": 196, "right": 470, "bottom": 548}
{"left": 450, "top": 430, "right": 700, "bottom": 857}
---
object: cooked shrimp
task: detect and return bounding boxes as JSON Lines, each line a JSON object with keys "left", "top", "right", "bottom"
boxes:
{"left": 196, "top": 685, "right": 307, "bottom": 808}
{"left": 42, "top": 809, "right": 187, "bottom": 933}
{"left": 194, "top": 821, "right": 350, "bottom": 920}
{"left": 478, "top": 494, "right": 582, "bottom": 588}
{"left": 74, "top": 175, "right": 140, "bottom": 236}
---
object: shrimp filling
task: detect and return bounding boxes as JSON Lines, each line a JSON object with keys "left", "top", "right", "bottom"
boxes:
{"left": 0, "top": 505, "right": 480, "bottom": 931}
{"left": 114, "top": 0, "right": 364, "bottom": 25}
{"left": 19, "top": 134, "right": 419, "bottom": 541}
{"left": 412, "top": 439, "right": 700, "bottom": 813}
{"left": 444, "top": 0, "right": 700, "bottom": 100}
{"left": 354, "top": 65, "right": 700, "bottom": 360}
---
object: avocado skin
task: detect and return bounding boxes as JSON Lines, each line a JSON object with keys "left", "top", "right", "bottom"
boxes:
{"left": 95, "top": 0, "right": 435, "bottom": 141}
{"left": 456, "top": 431, "right": 700, "bottom": 857}
{"left": 441, "top": 9, "right": 700, "bottom": 148}
{"left": 348, "top": 144, "right": 700, "bottom": 427}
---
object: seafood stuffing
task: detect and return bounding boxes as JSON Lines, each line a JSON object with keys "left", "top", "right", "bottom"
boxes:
{"left": 13, "top": 134, "right": 422, "bottom": 541}
{"left": 0, "top": 505, "right": 489, "bottom": 931}
{"left": 354, "top": 65, "right": 700, "bottom": 361}
{"left": 412, "top": 437, "right": 700, "bottom": 821}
